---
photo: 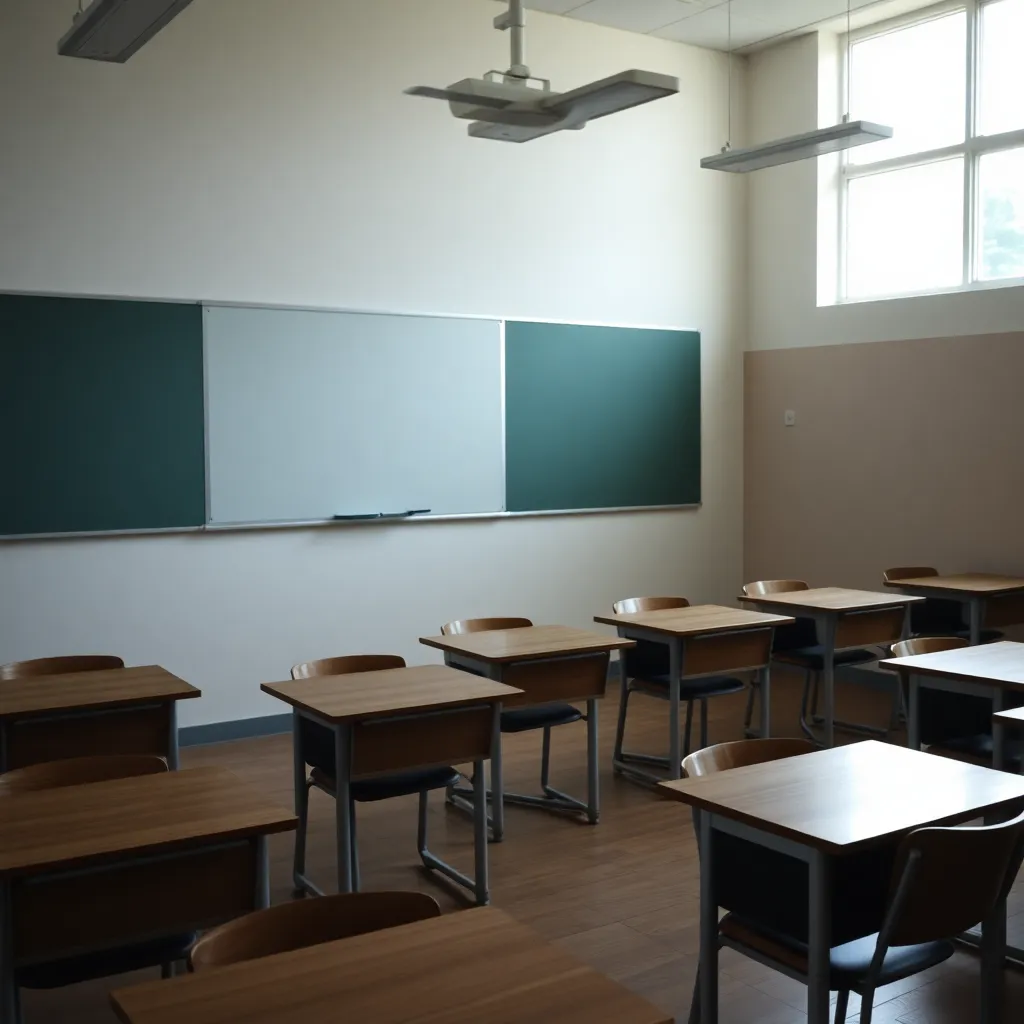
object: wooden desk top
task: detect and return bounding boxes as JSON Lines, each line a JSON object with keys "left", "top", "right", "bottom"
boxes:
{"left": 110, "top": 906, "right": 671, "bottom": 1024}
{"left": 0, "top": 766, "right": 295, "bottom": 879}
{"left": 659, "top": 740, "right": 1024, "bottom": 853}
{"left": 594, "top": 603, "right": 794, "bottom": 636}
{"left": 419, "top": 624, "right": 634, "bottom": 664}
{"left": 0, "top": 665, "right": 200, "bottom": 720}
{"left": 883, "top": 572, "right": 1024, "bottom": 596}
{"left": 880, "top": 640, "right": 1024, "bottom": 690}
{"left": 261, "top": 664, "right": 522, "bottom": 722}
{"left": 740, "top": 587, "right": 922, "bottom": 614}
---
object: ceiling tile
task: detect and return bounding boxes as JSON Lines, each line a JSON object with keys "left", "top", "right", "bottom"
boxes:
{"left": 567, "top": 0, "right": 700, "bottom": 34}
{"left": 654, "top": 4, "right": 774, "bottom": 50}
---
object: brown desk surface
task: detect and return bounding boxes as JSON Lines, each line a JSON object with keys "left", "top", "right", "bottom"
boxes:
{"left": 0, "top": 766, "right": 295, "bottom": 879}
{"left": 594, "top": 603, "right": 794, "bottom": 636}
{"left": 262, "top": 664, "right": 522, "bottom": 722}
{"left": 659, "top": 740, "right": 1024, "bottom": 853}
{"left": 740, "top": 587, "right": 922, "bottom": 613}
{"left": 880, "top": 640, "right": 1024, "bottom": 690}
{"left": 420, "top": 624, "right": 634, "bottom": 664}
{"left": 883, "top": 573, "right": 1024, "bottom": 596}
{"left": 0, "top": 665, "right": 200, "bottom": 719}
{"left": 110, "top": 906, "right": 671, "bottom": 1024}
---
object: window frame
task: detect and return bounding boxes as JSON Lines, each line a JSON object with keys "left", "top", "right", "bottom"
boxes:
{"left": 838, "top": 0, "right": 1024, "bottom": 302}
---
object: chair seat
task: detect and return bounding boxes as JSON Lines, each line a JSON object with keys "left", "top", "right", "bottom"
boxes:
{"left": 719, "top": 914, "right": 955, "bottom": 991}
{"left": 17, "top": 933, "right": 196, "bottom": 989}
{"left": 501, "top": 703, "right": 583, "bottom": 733}
{"left": 774, "top": 645, "right": 877, "bottom": 671}
{"left": 632, "top": 675, "right": 747, "bottom": 700}
{"left": 311, "top": 765, "right": 461, "bottom": 802}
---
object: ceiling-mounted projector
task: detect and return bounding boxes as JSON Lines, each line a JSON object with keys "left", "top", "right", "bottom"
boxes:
{"left": 405, "top": 0, "right": 679, "bottom": 142}
{"left": 58, "top": 0, "right": 196, "bottom": 62}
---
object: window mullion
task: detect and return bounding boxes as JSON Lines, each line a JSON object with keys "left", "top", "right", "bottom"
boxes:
{"left": 963, "top": 0, "right": 978, "bottom": 285}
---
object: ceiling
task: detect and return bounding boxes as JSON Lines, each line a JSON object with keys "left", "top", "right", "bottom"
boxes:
{"left": 515, "top": 0, "right": 937, "bottom": 51}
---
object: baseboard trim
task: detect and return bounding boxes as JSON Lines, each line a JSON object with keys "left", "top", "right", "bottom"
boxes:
{"left": 179, "top": 713, "right": 291, "bottom": 747}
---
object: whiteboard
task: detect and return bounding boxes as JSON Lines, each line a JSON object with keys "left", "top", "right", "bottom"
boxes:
{"left": 204, "top": 306, "right": 504, "bottom": 523}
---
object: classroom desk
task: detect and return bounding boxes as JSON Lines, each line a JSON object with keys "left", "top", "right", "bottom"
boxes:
{"left": 592, "top": 604, "right": 795, "bottom": 783}
{"left": 110, "top": 906, "right": 671, "bottom": 1024}
{"left": 660, "top": 741, "right": 1024, "bottom": 1024}
{"left": 0, "top": 665, "right": 200, "bottom": 772}
{"left": 995, "top": 706, "right": 1024, "bottom": 775}
{"left": 880, "top": 641, "right": 1024, "bottom": 763}
{"left": 883, "top": 573, "right": 1024, "bottom": 645}
{"left": 261, "top": 664, "right": 520, "bottom": 900}
{"left": 0, "top": 766, "right": 294, "bottom": 1022}
{"left": 419, "top": 625, "right": 634, "bottom": 837}
{"left": 738, "top": 588, "right": 921, "bottom": 747}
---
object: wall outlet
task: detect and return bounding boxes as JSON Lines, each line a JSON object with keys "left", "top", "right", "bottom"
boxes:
{"left": 784, "top": 409, "right": 796, "bottom": 426}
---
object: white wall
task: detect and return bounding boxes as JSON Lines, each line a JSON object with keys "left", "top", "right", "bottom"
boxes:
{"left": 747, "top": 31, "right": 1024, "bottom": 352}
{"left": 0, "top": 0, "right": 747, "bottom": 726}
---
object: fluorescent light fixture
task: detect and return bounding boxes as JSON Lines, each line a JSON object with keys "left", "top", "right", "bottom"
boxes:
{"left": 58, "top": 0, "right": 196, "bottom": 63}
{"left": 540, "top": 70, "right": 680, "bottom": 126}
{"left": 701, "top": 121, "right": 894, "bottom": 173}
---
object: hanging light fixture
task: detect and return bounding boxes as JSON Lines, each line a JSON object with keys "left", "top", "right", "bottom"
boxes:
{"left": 700, "top": 0, "right": 893, "bottom": 173}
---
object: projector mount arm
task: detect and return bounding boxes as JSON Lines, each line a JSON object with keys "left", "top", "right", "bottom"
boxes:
{"left": 494, "top": 0, "right": 529, "bottom": 81}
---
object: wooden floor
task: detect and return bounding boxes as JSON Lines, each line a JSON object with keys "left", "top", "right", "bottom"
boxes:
{"left": 23, "top": 672, "right": 1024, "bottom": 1024}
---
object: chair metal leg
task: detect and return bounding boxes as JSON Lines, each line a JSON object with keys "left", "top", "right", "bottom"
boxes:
{"left": 800, "top": 670, "right": 820, "bottom": 742}
{"left": 682, "top": 699, "right": 695, "bottom": 758}
{"left": 540, "top": 726, "right": 552, "bottom": 789}
{"left": 699, "top": 699, "right": 709, "bottom": 750}
{"left": 859, "top": 988, "right": 875, "bottom": 1024}
{"left": 350, "top": 798, "right": 361, "bottom": 892}
{"left": 834, "top": 990, "right": 850, "bottom": 1024}
{"left": 687, "top": 964, "right": 701, "bottom": 1024}
{"left": 743, "top": 678, "right": 760, "bottom": 738}
{"left": 160, "top": 962, "right": 173, "bottom": 980}
{"left": 417, "top": 790, "right": 429, "bottom": 857}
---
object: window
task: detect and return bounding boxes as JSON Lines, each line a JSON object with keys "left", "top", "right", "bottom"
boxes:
{"left": 840, "top": 0, "right": 1024, "bottom": 301}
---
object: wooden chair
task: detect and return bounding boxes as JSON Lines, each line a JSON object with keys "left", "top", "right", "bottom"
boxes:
{"left": 0, "top": 754, "right": 166, "bottom": 796}
{"left": 713, "top": 809, "right": 1024, "bottom": 1023}
{"left": 0, "top": 755, "right": 192, "bottom": 1015}
{"left": 188, "top": 891, "right": 440, "bottom": 971}
{"left": 612, "top": 597, "right": 747, "bottom": 774}
{"left": 0, "top": 654, "right": 124, "bottom": 679}
{"left": 440, "top": 617, "right": 601, "bottom": 832}
{"left": 741, "top": 581, "right": 887, "bottom": 743}
{"left": 883, "top": 567, "right": 1003, "bottom": 643}
{"left": 290, "top": 655, "right": 487, "bottom": 902}
{"left": 681, "top": 737, "right": 817, "bottom": 778}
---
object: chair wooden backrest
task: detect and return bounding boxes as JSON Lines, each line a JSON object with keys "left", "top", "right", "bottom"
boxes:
{"left": 0, "top": 655, "right": 124, "bottom": 680}
{"left": 883, "top": 808, "right": 1024, "bottom": 947}
{"left": 612, "top": 597, "right": 689, "bottom": 615}
{"left": 890, "top": 636, "right": 969, "bottom": 659}
{"left": 742, "top": 580, "right": 809, "bottom": 597}
{"left": 0, "top": 754, "right": 167, "bottom": 797}
{"left": 883, "top": 566, "right": 938, "bottom": 583}
{"left": 440, "top": 617, "right": 533, "bottom": 635}
{"left": 682, "top": 738, "right": 817, "bottom": 778}
{"left": 188, "top": 891, "right": 442, "bottom": 971}
{"left": 291, "top": 654, "right": 406, "bottom": 680}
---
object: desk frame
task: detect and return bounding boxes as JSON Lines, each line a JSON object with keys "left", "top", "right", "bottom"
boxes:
{"left": 607, "top": 623, "right": 774, "bottom": 786}
{"left": 440, "top": 649, "right": 606, "bottom": 842}
{"left": 290, "top": 702, "right": 495, "bottom": 905}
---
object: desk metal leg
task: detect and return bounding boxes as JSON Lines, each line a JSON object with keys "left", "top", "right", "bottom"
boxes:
{"left": 819, "top": 616, "right": 837, "bottom": 748}
{"left": 586, "top": 698, "right": 599, "bottom": 824}
{"left": 0, "top": 722, "right": 7, "bottom": 774}
{"left": 907, "top": 676, "right": 921, "bottom": 751}
{"left": 489, "top": 708, "right": 505, "bottom": 842}
{"left": 807, "top": 850, "right": 832, "bottom": 1024}
{"left": 970, "top": 599, "right": 983, "bottom": 646}
{"left": 698, "top": 813, "right": 718, "bottom": 1024}
{"left": 669, "top": 639, "right": 683, "bottom": 780}
{"left": 255, "top": 835, "right": 270, "bottom": 909}
{"left": 167, "top": 701, "right": 179, "bottom": 769}
{"left": 993, "top": 688, "right": 1008, "bottom": 772}
{"left": 473, "top": 758, "right": 489, "bottom": 905}
{"left": 0, "top": 880, "right": 18, "bottom": 1024}
{"left": 333, "top": 724, "right": 353, "bottom": 893}
{"left": 981, "top": 805, "right": 1008, "bottom": 1024}
{"left": 759, "top": 667, "right": 771, "bottom": 739}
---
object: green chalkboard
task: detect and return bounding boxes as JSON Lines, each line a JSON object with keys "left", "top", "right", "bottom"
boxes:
{"left": 0, "top": 294, "right": 206, "bottom": 535}
{"left": 504, "top": 321, "right": 701, "bottom": 512}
